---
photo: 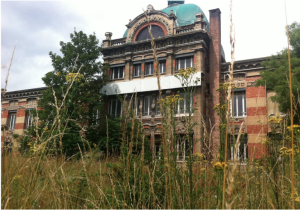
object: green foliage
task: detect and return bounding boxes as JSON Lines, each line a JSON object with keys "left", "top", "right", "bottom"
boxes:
{"left": 256, "top": 22, "right": 300, "bottom": 123}
{"left": 35, "top": 30, "right": 108, "bottom": 156}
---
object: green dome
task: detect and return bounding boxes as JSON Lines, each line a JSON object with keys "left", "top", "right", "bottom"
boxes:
{"left": 161, "top": 3, "right": 210, "bottom": 29}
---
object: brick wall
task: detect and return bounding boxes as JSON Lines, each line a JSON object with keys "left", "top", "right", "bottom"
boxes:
{"left": 208, "top": 8, "right": 222, "bottom": 157}
{"left": 245, "top": 76, "right": 268, "bottom": 159}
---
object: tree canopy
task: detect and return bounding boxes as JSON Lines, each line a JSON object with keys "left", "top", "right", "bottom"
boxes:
{"left": 256, "top": 22, "right": 300, "bottom": 123}
{"left": 36, "top": 30, "right": 109, "bottom": 156}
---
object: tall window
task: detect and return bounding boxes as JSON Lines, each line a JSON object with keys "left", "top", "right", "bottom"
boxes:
{"left": 26, "top": 110, "right": 34, "bottom": 128}
{"left": 110, "top": 67, "right": 124, "bottom": 80}
{"left": 231, "top": 91, "right": 246, "bottom": 117}
{"left": 177, "top": 92, "right": 193, "bottom": 114}
{"left": 8, "top": 111, "right": 17, "bottom": 130}
{"left": 109, "top": 100, "right": 122, "bottom": 117}
{"left": 134, "top": 64, "right": 141, "bottom": 77}
{"left": 176, "top": 134, "right": 190, "bottom": 161}
{"left": 159, "top": 61, "right": 166, "bottom": 74}
{"left": 156, "top": 94, "right": 165, "bottom": 115}
{"left": 176, "top": 57, "right": 193, "bottom": 71}
{"left": 92, "top": 108, "right": 100, "bottom": 125}
{"left": 131, "top": 97, "right": 141, "bottom": 116}
{"left": 155, "top": 135, "right": 162, "bottom": 159}
{"left": 144, "top": 95, "right": 153, "bottom": 116}
{"left": 228, "top": 134, "right": 248, "bottom": 162}
{"left": 145, "top": 62, "right": 153, "bottom": 75}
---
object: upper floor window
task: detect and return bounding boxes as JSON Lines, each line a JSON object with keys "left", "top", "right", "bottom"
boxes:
{"left": 231, "top": 91, "right": 246, "bottom": 117}
{"left": 110, "top": 67, "right": 124, "bottom": 80}
{"left": 134, "top": 64, "right": 141, "bottom": 77}
{"left": 136, "top": 25, "right": 165, "bottom": 42}
{"left": 109, "top": 99, "right": 122, "bottom": 117}
{"left": 176, "top": 56, "right": 194, "bottom": 71}
{"left": 159, "top": 61, "right": 166, "bottom": 74}
{"left": 8, "top": 111, "right": 17, "bottom": 130}
{"left": 145, "top": 62, "right": 153, "bottom": 75}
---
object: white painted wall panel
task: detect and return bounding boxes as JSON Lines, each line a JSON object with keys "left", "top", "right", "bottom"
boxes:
{"left": 101, "top": 72, "right": 201, "bottom": 95}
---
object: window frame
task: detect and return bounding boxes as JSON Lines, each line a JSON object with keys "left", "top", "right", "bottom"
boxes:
{"left": 176, "top": 134, "right": 190, "bottom": 161}
{"left": 143, "top": 95, "right": 152, "bottom": 116}
{"left": 131, "top": 97, "right": 141, "bottom": 116}
{"left": 134, "top": 64, "right": 142, "bottom": 77}
{"left": 176, "top": 56, "right": 194, "bottom": 71}
{"left": 26, "top": 109, "right": 35, "bottom": 129}
{"left": 145, "top": 62, "right": 154, "bottom": 75}
{"left": 109, "top": 99, "right": 122, "bottom": 117}
{"left": 230, "top": 91, "right": 247, "bottom": 117}
{"left": 228, "top": 134, "right": 248, "bottom": 162}
{"left": 8, "top": 111, "right": 17, "bottom": 130}
{"left": 110, "top": 66, "right": 124, "bottom": 80}
{"left": 177, "top": 92, "right": 193, "bottom": 114}
{"left": 159, "top": 60, "right": 166, "bottom": 74}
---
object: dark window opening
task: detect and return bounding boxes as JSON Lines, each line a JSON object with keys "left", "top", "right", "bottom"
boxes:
{"left": 136, "top": 25, "right": 165, "bottom": 41}
{"left": 228, "top": 134, "right": 248, "bottom": 162}
{"left": 159, "top": 61, "right": 166, "bottom": 73}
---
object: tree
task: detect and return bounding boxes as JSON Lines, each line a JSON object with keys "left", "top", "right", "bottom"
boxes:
{"left": 256, "top": 22, "right": 300, "bottom": 123}
{"left": 37, "top": 30, "right": 108, "bottom": 156}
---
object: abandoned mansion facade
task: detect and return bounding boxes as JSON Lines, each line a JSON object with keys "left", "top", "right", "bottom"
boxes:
{"left": 1, "top": 1, "right": 281, "bottom": 160}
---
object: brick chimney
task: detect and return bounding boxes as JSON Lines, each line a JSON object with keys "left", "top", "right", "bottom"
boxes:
{"left": 208, "top": 8, "right": 221, "bottom": 158}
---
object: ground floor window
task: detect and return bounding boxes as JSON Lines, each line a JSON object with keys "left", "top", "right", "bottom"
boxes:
{"left": 8, "top": 111, "right": 17, "bottom": 130}
{"left": 26, "top": 110, "right": 34, "bottom": 129}
{"left": 109, "top": 100, "right": 122, "bottom": 117}
{"left": 176, "top": 134, "right": 190, "bottom": 161}
{"left": 154, "top": 135, "right": 162, "bottom": 159}
{"left": 228, "top": 134, "right": 248, "bottom": 162}
{"left": 177, "top": 92, "right": 193, "bottom": 114}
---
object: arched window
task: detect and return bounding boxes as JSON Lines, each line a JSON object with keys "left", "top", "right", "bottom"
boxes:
{"left": 136, "top": 25, "right": 165, "bottom": 41}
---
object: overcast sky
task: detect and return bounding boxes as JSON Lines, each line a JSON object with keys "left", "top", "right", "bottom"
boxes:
{"left": 1, "top": 0, "right": 300, "bottom": 92}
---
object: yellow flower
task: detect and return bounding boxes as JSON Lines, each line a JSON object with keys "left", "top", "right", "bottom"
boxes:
{"left": 213, "top": 162, "right": 223, "bottom": 170}
{"left": 14, "top": 175, "right": 22, "bottom": 180}
{"left": 200, "top": 168, "right": 206, "bottom": 172}
{"left": 66, "top": 73, "right": 85, "bottom": 83}
{"left": 56, "top": 71, "right": 61, "bottom": 76}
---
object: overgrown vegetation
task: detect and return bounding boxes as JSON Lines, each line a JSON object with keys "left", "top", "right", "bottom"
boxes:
{"left": 2, "top": 7, "right": 300, "bottom": 210}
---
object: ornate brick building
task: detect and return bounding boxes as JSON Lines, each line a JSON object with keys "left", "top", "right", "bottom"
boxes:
{"left": 100, "top": 1, "right": 281, "bottom": 160}
{"left": 1, "top": 1, "right": 281, "bottom": 159}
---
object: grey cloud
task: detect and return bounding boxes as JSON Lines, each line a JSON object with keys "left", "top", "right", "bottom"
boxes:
{"left": 1, "top": 1, "right": 87, "bottom": 91}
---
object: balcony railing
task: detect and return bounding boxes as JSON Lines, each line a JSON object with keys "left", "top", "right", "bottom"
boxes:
{"left": 111, "top": 38, "right": 126, "bottom": 46}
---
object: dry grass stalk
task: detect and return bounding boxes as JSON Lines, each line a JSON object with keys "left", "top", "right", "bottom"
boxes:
{"left": 284, "top": 2, "right": 295, "bottom": 209}
{"left": 222, "top": 0, "right": 235, "bottom": 208}
{"left": 2, "top": 42, "right": 17, "bottom": 97}
{"left": 226, "top": 122, "right": 244, "bottom": 209}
